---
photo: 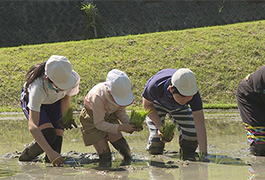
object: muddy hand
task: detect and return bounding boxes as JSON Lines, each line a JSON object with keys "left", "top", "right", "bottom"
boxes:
{"left": 58, "top": 118, "right": 77, "bottom": 130}
{"left": 167, "top": 132, "right": 174, "bottom": 142}
{"left": 118, "top": 124, "right": 135, "bottom": 133}
{"left": 135, "top": 126, "right": 143, "bottom": 131}
{"left": 158, "top": 130, "right": 174, "bottom": 143}
{"left": 51, "top": 156, "right": 64, "bottom": 166}
{"left": 65, "top": 119, "right": 78, "bottom": 130}
{"left": 129, "top": 125, "right": 143, "bottom": 134}
{"left": 48, "top": 152, "right": 64, "bottom": 167}
{"left": 199, "top": 153, "right": 210, "bottom": 162}
{"left": 58, "top": 107, "right": 77, "bottom": 130}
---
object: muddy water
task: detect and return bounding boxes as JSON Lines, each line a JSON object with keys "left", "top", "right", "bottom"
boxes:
{"left": 0, "top": 109, "right": 264, "bottom": 180}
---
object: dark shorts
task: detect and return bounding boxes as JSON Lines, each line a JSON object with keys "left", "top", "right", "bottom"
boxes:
{"left": 236, "top": 79, "right": 265, "bottom": 126}
{"left": 237, "top": 79, "right": 265, "bottom": 145}
{"left": 20, "top": 87, "right": 63, "bottom": 129}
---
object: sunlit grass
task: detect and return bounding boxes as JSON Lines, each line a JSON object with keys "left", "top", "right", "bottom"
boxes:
{"left": 1, "top": 20, "right": 265, "bottom": 111}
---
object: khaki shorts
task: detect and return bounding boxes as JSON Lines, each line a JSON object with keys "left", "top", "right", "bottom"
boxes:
{"left": 79, "top": 107, "right": 119, "bottom": 146}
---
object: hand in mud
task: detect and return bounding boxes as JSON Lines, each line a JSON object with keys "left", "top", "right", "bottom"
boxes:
{"left": 48, "top": 151, "right": 64, "bottom": 167}
{"left": 198, "top": 153, "right": 210, "bottom": 162}
{"left": 158, "top": 130, "right": 174, "bottom": 143}
{"left": 58, "top": 118, "right": 78, "bottom": 130}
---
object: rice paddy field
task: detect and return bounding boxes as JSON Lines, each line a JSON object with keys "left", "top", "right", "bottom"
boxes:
{"left": 0, "top": 109, "right": 264, "bottom": 180}
{"left": 1, "top": 19, "right": 265, "bottom": 179}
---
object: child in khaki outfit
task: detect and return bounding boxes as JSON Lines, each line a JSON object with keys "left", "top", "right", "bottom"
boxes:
{"left": 79, "top": 69, "right": 140, "bottom": 169}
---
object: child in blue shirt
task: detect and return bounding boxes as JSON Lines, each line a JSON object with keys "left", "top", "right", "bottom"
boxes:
{"left": 142, "top": 68, "right": 207, "bottom": 160}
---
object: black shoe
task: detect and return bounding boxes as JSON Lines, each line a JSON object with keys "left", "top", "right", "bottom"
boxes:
{"left": 149, "top": 141, "right": 165, "bottom": 155}
{"left": 120, "top": 158, "right": 131, "bottom": 166}
{"left": 179, "top": 148, "right": 196, "bottom": 161}
{"left": 250, "top": 143, "right": 265, "bottom": 156}
{"left": 98, "top": 152, "right": 112, "bottom": 168}
{"left": 179, "top": 140, "right": 198, "bottom": 161}
{"left": 19, "top": 140, "right": 44, "bottom": 161}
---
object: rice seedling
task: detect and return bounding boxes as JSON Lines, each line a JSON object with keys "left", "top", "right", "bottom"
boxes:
{"left": 61, "top": 107, "right": 73, "bottom": 122}
{"left": 160, "top": 121, "right": 176, "bottom": 142}
{"left": 129, "top": 110, "right": 150, "bottom": 129}
{"left": 58, "top": 107, "right": 77, "bottom": 129}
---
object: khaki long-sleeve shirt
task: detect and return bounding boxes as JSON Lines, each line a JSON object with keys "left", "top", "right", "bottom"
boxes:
{"left": 84, "top": 82, "right": 130, "bottom": 134}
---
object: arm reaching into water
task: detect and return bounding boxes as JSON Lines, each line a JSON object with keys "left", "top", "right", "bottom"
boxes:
{"left": 29, "top": 110, "right": 64, "bottom": 166}
{"left": 193, "top": 109, "right": 207, "bottom": 155}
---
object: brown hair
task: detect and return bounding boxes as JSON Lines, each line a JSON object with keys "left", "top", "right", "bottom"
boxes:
{"left": 24, "top": 62, "right": 46, "bottom": 94}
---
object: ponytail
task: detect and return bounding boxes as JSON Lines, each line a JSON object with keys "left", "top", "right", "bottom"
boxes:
{"left": 24, "top": 62, "right": 46, "bottom": 94}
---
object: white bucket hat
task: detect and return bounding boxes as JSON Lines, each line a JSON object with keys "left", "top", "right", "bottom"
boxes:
{"left": 106, "top": 69, "right": 134, "bottom": 106}
{"left": 171, "top": 68, "right": 198, "bottom": 96}
{"left": 45, "top": 55, "right": 77, "bottom": 90}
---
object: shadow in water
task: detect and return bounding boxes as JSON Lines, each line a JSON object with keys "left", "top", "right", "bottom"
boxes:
{"left": 205, "top": 154, "right": 249, "bottom": 166}
{"left": 0, "top": 110, "right": 259, "bottom": 179}
{"left": 248, "top": 156, "right": 265, "bottom": 180}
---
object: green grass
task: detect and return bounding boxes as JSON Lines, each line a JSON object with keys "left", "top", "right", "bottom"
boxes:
{"left": 1, "top": 20, "right": 265, "bottom": 111}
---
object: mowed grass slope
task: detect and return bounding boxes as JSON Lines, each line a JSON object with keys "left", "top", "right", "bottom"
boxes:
{"left": 1, "top": 20, "right": 265, "bottom": 111}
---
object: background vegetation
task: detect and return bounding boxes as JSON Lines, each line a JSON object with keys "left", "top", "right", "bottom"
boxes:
{"left": 1, "top": 20, "right": 265, "bottom": 112}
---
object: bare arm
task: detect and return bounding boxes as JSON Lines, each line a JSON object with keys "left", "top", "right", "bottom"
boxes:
{"left": 28, "top": 110, "right": 64, "bottom": 166}
{"left": 192, "top": 109, "right": 207, "bottom": 155}
{"left": 143, "top": 98, "right": 163, "bottom": 130}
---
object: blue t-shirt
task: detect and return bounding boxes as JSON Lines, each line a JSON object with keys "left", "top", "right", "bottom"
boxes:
{"left": 142, "top": 69, "right": 203, "bottom": 111}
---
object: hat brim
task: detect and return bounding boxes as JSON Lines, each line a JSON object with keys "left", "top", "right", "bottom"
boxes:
{"left": 178, "top": 85, "right": 198, "bottom": 96}
{"left": 54, "top": 71, "right": 77, "bottom": 90}
{"left": 112, "top": 92, "right": 134, "bottom": 106}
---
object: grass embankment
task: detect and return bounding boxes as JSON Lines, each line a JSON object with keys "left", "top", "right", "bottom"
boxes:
{"left": 1, "top": 20, "right": 265, "bottom": 112}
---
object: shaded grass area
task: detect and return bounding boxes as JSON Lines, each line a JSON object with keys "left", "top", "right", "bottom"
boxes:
{"left": 1, "top": 20, "right": 265, "bottom": 112}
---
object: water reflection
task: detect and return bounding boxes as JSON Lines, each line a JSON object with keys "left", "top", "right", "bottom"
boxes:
{"left": 179, "top": 163, "right": 208, "bottom": 180}
{"left": 248, "top": 156, "right": 265, "bottom": 180}
{"left": 0, "top": 109, "right": 262, "bottom": 180}
{"left": 0, "top": 159, "right": 18, "bottom": 178}
{"left": 148, "top": 166, "right": 176, "bottom": 180}
{"left": 146, "top": 156, "right": 208, "bottom": 180}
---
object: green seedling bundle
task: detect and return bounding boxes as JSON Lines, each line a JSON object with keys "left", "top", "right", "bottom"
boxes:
{"left": 129, "top": 110, "right": 150, "bottom": 129}
{"left": 61, "top": 107, "right": 74, "bottom": 123}
{"left": 58, "top": 107, "right": 78, "bottom": 129}
{"left": 160, "top": 121, "right": 176, "bottom": 142}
